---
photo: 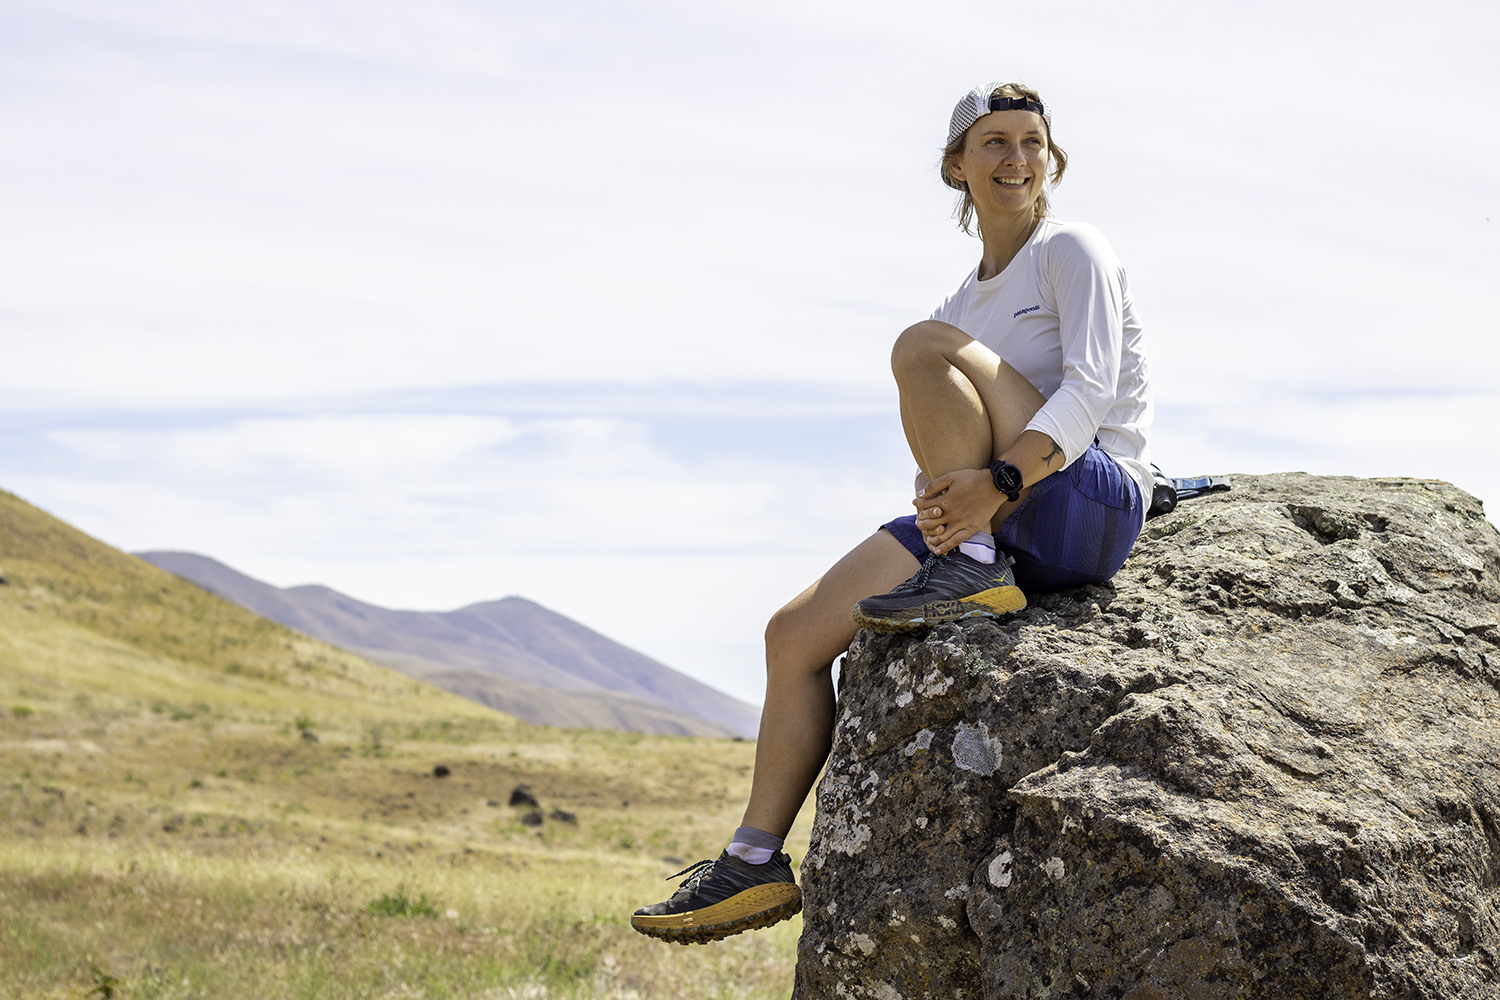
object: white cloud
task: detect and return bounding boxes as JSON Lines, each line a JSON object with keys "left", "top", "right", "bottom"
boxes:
{"left": 49, "top": 415, "right": 521, "bottom": 482}
{"left": 28, "top": 399, "right": 909, "bottom": 552}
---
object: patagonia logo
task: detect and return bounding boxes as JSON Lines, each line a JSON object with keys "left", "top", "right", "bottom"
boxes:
{"left": 1013, "top": 304, "right": 1042, "bottom": 319}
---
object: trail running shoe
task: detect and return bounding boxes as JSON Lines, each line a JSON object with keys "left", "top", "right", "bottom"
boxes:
{"left": 852, "top": 551, "right": 1026, "bottom": 632}
{"left": 631, "top": 851, "right": 802, "bottom": 945}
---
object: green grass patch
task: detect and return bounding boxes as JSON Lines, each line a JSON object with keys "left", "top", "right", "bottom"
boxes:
{"left": 366, "top": 889, "right": 441, "bottom": 919}
{"left": 0, "top": 488, "right": 803, "bottom": 998}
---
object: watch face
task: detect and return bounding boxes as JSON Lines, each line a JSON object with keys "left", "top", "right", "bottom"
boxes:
{"left": 993, "top": 461, "right": 1022, "bottom": 496}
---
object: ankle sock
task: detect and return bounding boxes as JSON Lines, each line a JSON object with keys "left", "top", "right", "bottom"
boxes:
{"left": 727, "top": 825, "right": 784, "bottom": 865}
{"left": 958, "top": 531, "right": 997, "bottom": 564}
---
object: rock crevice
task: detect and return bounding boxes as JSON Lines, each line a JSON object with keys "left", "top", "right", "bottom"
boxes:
{"left": 794, "top": 474, "right": 1500, "bottom": 1000}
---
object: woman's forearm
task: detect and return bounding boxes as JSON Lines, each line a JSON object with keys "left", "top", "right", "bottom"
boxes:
{"left": 997, "top": 428, "right": 1067, "bottom": 492}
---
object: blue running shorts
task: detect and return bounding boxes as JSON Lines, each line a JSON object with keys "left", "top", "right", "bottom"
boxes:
{"left": 881, "top": 442, "right": 1144, "bottom": 594}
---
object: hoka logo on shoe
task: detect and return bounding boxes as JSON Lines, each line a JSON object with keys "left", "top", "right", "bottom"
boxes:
{"left": 1013, "top": 305, "right": 1041, "bottom": 318}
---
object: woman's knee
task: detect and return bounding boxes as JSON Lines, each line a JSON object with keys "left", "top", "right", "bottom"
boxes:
{"left": 763, "top": 602, "right": 836, "bottom": 678}
{"left": 890, "top": 320, "right": 971, "bottom": 377}
{"left": 763, "top": 604, "right": 805, "bottom": 664}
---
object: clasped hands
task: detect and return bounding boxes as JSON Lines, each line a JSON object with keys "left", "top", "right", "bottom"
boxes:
{"left": 912, "top": 468, "right": 1004, "bottom": 556}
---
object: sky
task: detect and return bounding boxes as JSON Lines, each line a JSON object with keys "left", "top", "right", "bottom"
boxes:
{"left": 3, "top": 0, "right": 1497, "bottom": 707}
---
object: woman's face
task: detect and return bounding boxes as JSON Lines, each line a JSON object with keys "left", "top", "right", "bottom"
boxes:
{"left": 949, "top": 109, "right": 1050, "bottom": 221}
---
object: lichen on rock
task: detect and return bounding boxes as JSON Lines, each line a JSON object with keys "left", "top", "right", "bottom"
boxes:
{"left": 951, "top": 721, "right": 1003, "bottom": 777}
{"left": 794, "top": 474, "right": 1500, "bottom": 1000}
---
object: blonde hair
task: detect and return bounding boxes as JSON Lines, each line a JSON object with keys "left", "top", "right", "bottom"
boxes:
{"left": 941, "top": 82, "right": 1069, "bottom": 236}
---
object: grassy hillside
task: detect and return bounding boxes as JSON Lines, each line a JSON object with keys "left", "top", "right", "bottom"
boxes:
{"left": 0, "top": 490, "right": 805, "bottom": 999}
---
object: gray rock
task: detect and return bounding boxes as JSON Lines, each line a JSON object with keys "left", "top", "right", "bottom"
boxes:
{"left": 794, "top": 474, "right": 1500, "bottom": 1000}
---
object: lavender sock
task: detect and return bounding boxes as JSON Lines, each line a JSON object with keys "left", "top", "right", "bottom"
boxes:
{"left": 958, "top": 530, "right": 997, "bottom": 564}
{"left": 727, "top": 825, "right": 784, "bottom": 864}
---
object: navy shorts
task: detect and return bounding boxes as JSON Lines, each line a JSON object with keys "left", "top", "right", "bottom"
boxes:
{"left": 881, "top": 442, "right": 1144, "bottom": 594}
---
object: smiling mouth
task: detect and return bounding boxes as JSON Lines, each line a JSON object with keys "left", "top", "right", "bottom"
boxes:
{"left": 995, "top": 177, "right": 1029, "bottom": 187}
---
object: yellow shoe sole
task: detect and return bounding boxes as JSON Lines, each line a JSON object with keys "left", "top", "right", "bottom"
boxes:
{"left": 631, "top": 882, "right": 803, "bottom": 945}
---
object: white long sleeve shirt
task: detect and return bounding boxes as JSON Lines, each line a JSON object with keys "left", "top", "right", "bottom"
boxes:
{"left": 929, "top": 217, "right": 1154, "bottom": 518}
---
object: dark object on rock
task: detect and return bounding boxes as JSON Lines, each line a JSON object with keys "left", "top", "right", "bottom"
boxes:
{"left": 795, "top": 474, "right": 1500, "bottom": 1000}
{"left": 1149, "top": 464, "right": 1179, "bottom": 517}
{"left": 1148, "top": 465, "right": 1232, "bottom": 520}
{"left": 509, "top": 785, "right": 539, "bottom": 808}
{"left": 300, "top": 729, "right": 319, "bottom": 743}
{"left": 549, "top": 809, "right": 577, "bottom": 825}
{"left": 520, "top": 810, "right": 544, "bottom": 827}
{"left": 486, "top": 799, "right": 499, "bottom": 808}
{"left": 432, "top": 765, "right": 450, "bottom": 778}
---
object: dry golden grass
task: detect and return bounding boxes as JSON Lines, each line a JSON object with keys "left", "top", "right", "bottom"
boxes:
{"left": 1, "top": 490, "right": 807, "bottom": 998}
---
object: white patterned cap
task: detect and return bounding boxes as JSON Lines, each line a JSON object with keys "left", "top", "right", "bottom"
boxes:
{"left": 942, "top": 82, "right": 1051, "bottom": 190}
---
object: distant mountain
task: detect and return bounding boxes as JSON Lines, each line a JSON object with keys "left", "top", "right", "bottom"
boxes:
{"left": 135, "top": 551, "right": 761, "bottom": 739}
{"left": 0, "top": 489, "right": 498, "bottom": 731}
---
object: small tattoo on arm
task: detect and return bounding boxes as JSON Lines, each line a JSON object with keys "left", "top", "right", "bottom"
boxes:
{"left": 1043, "top": 443, "right": 1064, "bottom": 467}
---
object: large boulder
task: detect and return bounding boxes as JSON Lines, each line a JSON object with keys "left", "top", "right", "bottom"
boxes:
{"left": 794, "top": 474, "right": 1500, "bottom": 1000}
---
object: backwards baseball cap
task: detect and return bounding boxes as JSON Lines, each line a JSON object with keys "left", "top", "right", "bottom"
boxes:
{"left": 942, "top": 82, "right": 1051, "bottom": 190}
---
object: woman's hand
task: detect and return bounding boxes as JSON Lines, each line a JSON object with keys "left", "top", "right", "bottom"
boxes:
{"left": 913, "top": 468, "right": 1004, "bottom": 555}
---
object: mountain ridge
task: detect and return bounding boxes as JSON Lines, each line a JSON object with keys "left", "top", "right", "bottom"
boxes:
{"left": 136, "top": 550, "right": 761, "bottom": 738}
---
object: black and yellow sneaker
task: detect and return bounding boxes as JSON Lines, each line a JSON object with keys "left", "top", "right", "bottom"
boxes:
{"left": 852, "top": 550, "right": 1026, "bottom": 633}
{"left": 631, "top": 851, "right": 802, "bottom": 945}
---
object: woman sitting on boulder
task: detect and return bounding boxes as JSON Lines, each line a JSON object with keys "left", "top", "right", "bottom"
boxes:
{"left": 632, "top": 80, "right": 1154, "bottom": 943}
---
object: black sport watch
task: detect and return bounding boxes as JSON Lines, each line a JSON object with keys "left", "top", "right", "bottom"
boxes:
{"left": 989, "top": 460, "right": 1023, "bottom": 503}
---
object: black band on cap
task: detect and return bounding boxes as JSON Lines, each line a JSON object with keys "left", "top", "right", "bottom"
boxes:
{"left": 988, "top": 96, "right": 1046, "bottom": 117}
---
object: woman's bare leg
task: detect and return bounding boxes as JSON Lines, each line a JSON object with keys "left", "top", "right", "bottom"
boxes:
{"left": 738, "top": 529, "right": 921, "bottom": 838}
{"left": 893, "top": 319, "right": 1047, "bottom": 486}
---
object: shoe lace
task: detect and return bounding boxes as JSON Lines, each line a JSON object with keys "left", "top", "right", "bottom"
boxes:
{"left": 664, "top": 857, "right": 717, "bottom": 890}
{"left": 889, "top": 553, "right": 942, "bottom": 594}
